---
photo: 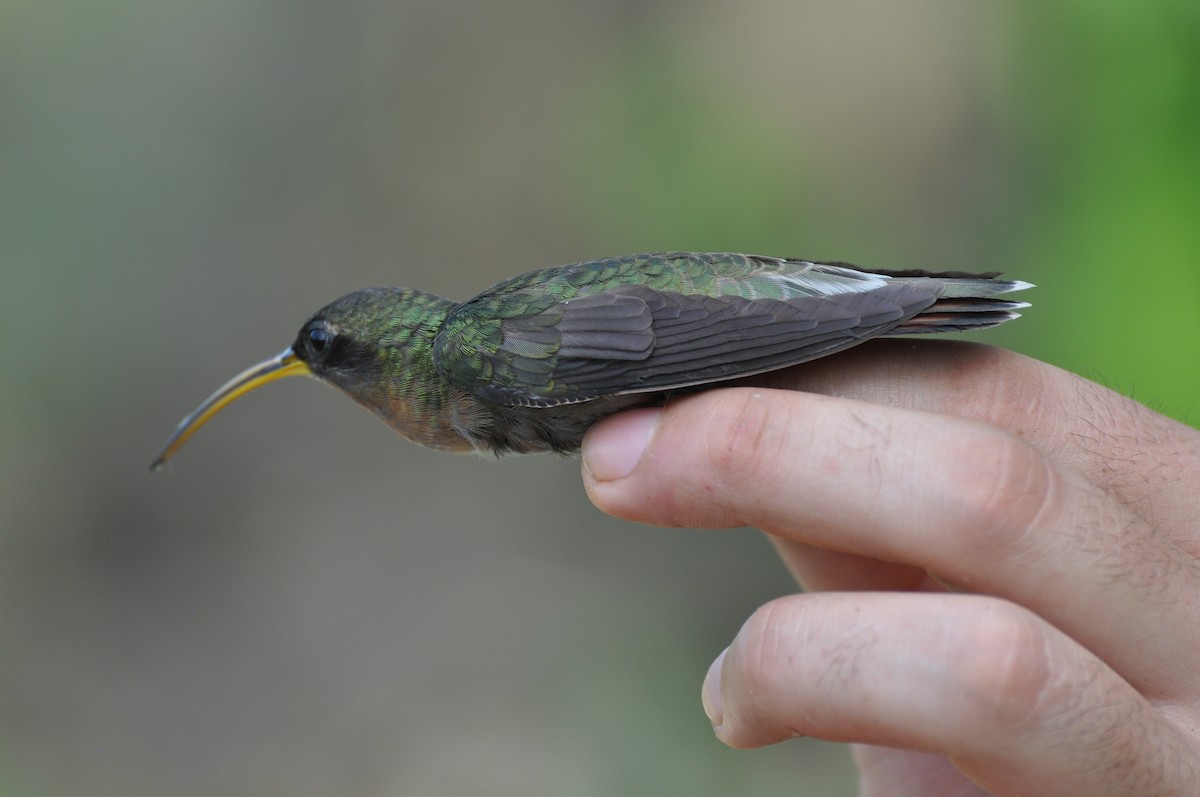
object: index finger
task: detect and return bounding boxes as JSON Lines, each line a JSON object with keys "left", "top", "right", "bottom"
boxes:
{"left": 750, "top": 339, "right": 1198, "bottom": 535}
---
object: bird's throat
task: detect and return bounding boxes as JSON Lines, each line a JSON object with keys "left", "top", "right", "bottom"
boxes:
{"left": 331, "top": 297, "right": 482, "bottom": 453}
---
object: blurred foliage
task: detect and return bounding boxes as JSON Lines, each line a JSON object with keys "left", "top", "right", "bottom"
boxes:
{"left": 1003, "top": 0, "right": 1200, "bottom": 421}
{"left": 1, "top": 2, "right": 1197, "bottom": 797}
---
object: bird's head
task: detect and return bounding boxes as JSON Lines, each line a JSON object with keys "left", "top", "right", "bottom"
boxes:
{"left": 151, "top": 287, "right": 451, "bottom": 469}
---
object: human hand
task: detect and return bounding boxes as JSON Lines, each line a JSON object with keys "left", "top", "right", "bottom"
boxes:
{"left": 581, "top": 339, "right": 1200, "bottom": 797}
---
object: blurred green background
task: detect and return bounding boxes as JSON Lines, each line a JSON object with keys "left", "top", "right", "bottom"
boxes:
{"left": 2, "top": 1, "right": 1197, "bottom": 796}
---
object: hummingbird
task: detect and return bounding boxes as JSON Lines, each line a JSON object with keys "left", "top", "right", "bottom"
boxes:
{"left": 152, "top": 252, "right": 1032, "bottom": 468}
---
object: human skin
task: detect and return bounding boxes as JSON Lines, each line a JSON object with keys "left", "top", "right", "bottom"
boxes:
{"left": 580, "top": 339, "right": 1200, "bottom": 797}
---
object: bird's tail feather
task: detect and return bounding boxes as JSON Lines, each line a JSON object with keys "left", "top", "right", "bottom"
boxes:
{"left": 884, "top": 273, "right": 1034, "bottom": 334}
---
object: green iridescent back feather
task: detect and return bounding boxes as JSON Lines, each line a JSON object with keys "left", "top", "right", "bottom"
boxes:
{"left": 457, "top": 252, "right": 863, "bottom": 302}
{"left": 431, "top": 252, "right": 1029, "bottom": 407}
{"left": 442, "top": 254, "right": 785, "bottom": 386}
{"left": 434, "top": 253, "right": 763, "bottom": 400}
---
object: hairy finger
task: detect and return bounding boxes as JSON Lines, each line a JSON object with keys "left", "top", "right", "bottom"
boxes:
{"left": 751, "top": 340, "right": 1200, "bottom": 537}
{"left": 582, "top": 389, "right": 1200, "bottom": 698}
{"left": 703, "top": 592, "right": 1193, "bottom": 797}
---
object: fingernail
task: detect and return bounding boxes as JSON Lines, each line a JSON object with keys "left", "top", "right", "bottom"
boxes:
{"left": 702, "top": 647, "right": 727, "bottom": 728}
{"left": 582, "top": 408, "right": 661, "bottom": 481}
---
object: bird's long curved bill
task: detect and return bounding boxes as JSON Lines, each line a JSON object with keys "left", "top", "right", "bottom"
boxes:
{"left": 151, "top": 348, "right": 311, "bottom": 471}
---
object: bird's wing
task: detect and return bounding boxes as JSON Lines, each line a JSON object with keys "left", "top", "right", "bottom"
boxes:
{"left": 432, "top": 253, "right": 946, "bottom": 407}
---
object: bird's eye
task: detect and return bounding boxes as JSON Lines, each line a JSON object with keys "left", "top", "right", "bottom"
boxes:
{"left": 295, "top": 320, "right": 354, "bottom": 370}
{"left": 307, "top": 326, "right": 332, "bottom": 353}
{"left": 298, "top": 322, "right": 342, "bottom": 365}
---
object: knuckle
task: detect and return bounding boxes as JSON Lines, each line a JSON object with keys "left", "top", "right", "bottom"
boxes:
{"left": 948, "top": 429, "right": 1057, "bottom": 556}
{"left": 968, "top": 348, "right": 1052, "bottom": 435}
{"left": 947, "top": 601, "right": 1058, "bottom": 729}
{"left": 700, "top": 389, "right": 800, "bottom": 494}
{"left": 956, "top": 606, "right": 1180, "bottom": 793}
